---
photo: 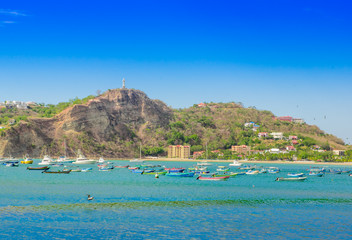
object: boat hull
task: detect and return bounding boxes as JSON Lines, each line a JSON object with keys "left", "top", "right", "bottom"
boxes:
{"left": 276, "top": 177, "right": 307, "bottom": 181}
{"left": 72, "top": 160, "right": 97, "bottom": 164}
{"left": 197, "top": 176, "right": 230, "bottom": 181}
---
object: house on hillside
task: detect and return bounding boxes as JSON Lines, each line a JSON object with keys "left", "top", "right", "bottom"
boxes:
{"left": 289, "top": 135, "right": 298, "bottom": 140}
{"left": 270, "top": 132, "right": 283, "bottom": 140}
{"left": 244, "top": 122, "right": 255, "bottom": 127}
{"left": 258, "top": 132, "right": 269, "bottom": 138}
{"left": 269, "top": 148, "right": 281, "bottom": 154}
{"left": 293, "top": 118, "right": 305, "bottom": 124}
{"left": 193, "top": 151, "right": 205, "bottom": 158}
{"left": 333, "top": 150, "right": 345, "bottom": 156}
{"left": 286, "top": 146, "right": 296, "bottom": 151}
{"left": 8, "top": 119, "right": 16, "bottom": 125}
{"left": 277, "top": 116, "right": 293, "bottom": 122}
{"left": 198, "top": 103, "right": 207, "bottom": 108}
{"left": 292, "top": 140, "right": 299, "bottom": 145}
{"left": 252, "top": 124, "right": 260, "bottom": 131}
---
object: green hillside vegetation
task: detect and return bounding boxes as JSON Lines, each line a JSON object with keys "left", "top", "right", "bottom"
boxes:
{"left": 159, "top": 102, "right": 349, "bottom": 161}
{"left": 0, "top": 93, "right": 350, "bottom": 162}
{"left": 0, "top": 95, "right": 96, "bottom": 127}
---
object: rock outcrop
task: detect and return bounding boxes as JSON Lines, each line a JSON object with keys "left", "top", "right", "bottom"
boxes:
{"left": 0, "top": 89, "right": 173, "bottom": 158}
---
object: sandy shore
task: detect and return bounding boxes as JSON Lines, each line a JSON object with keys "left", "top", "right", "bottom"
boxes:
{"left": 109, "top": 158, "right": 352, "bottom": 166}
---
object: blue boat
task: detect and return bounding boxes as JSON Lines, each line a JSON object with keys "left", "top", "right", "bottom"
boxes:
{"left": 165, "top": 172, "right": 195, "bottom": 177}
{"left": 132, "top": 169, "right": 154, "bottom": 174}
{"left": 309, "top": 172, "right": 324, "bottom": 177}
{"left": 287, "top": 173, "right": 304, "bottom": 177}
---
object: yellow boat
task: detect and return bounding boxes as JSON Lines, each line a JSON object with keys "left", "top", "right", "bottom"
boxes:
{"left": 21, "top": 158, "right": 33, "bottom": 164}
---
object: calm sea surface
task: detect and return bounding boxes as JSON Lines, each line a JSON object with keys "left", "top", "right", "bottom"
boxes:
{"left": 1, "top": 160, "right": 352, "bottom": 239}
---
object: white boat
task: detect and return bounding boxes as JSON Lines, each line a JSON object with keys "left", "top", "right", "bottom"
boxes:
{"left": 246, "top": 170, "right": 260, "bottom": 175}
{"left": 55, "top": 156, "right": 74, "bottom": 163}
{"left": 98, "top": 157, "right": 105, "bottom": 163}
{"left": 197, "top": 161, "right": 212, "bottom": 166}
{"left": 130, "top": 159, "right": 144, "bottom": 163}
{"left": 72, "top": 154, "right": 97, "bottom": 164}
{"left": 229, "top": 160, "right": 242, "bottom": 167}
{"left": 275, "top": 177, "right": 307, "bottom": 181}
{"left": 38, "top": 155, "right": 55, "bottom": 165}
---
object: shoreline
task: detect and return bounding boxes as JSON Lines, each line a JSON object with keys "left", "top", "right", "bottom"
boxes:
{"left": 108, "top": 158, "right": 352, "bottom": 166}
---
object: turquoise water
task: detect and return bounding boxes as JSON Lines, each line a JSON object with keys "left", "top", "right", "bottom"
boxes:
{"left": 1, "top": 161, "right": 352, "bottom": 239}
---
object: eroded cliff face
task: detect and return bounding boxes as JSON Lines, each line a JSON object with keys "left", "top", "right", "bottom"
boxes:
{"left": 0, "top": 89, "right": 173, "bottom": 158}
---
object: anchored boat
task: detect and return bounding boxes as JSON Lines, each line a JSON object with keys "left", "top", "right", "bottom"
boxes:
{"left": 275, "top": 177, "right": 307, "bottom": 181}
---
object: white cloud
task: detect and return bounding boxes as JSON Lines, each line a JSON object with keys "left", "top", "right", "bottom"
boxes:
{"left": 3, "top": 21, "right": 15, "bottom": 24}
{"left": 0, "top": 9, "right": 27, "bottom": 17}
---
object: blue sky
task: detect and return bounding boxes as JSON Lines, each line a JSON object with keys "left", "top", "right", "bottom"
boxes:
{"left": 0, "top": 0, "right": 351, "bottom": 144}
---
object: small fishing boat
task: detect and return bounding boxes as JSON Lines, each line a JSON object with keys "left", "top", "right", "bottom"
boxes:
{"left": 309, "top": 172, "right": 324, "bottom": 177}
{"left": 128, "top": 166, "right": 140, "bottom": 170}
{"left": 216, "top": 166, "right": 230, "bottom": 172}
{"left": 239, "top": 165, "right": 254, "bottom": 170}
{"left": 259, "top": 168, "right": 267, "bottom": 174}
{"left": 143, "top": 171, "right": 167, "bottom": 175}
{"left": 287, "top": 173, "right": 304, "bottom": 177}
{"left": 99, "top": 167, "right": 114, "bottom": 171}
{"left": 130, "top": 159, "right": 144, "bottom": 163}
{"left": 275, "top": 177, "right": 307, "bottom": 181}
{"left": 194, "top": 170, "right": 210, "bottom": 174}
{"left": 98, "top": 157, "right": 105, "bottom": 163}
{"left": 21, "top": 156, "right": 33, "bottom": 164}
{"left": 165, "top": 168, "right": 185, "bottom": 173}
{"left": 42, "top": 170, "right": 71, "bottom": 174}
{"left": 27, "top": 166, "right": 50, "bottom": 170}
{"left": 197, "top": 176, "right": 230, "bottom": 181}
{"left": 5, "top": 162, "right": 19, "bottom": 167}
{"left": 197, "top": 161, "right": 212, "bottom": 166}
{"left": 81, "top": 168, "right": 93, "bottom": 172}
{"left": 114, "top": 165, "right": 129, "bottom": 168}
{"left": 268, "top": 167, "right": 280, "bottom": 174}
{"left": 212, "top": 172, "right": 238, "bottom": 178}
{"left": 229, "top": 160, "right": 242, "bottom": 167}
{"left": 132, "top": 169, "right": 153, "bottom": 174}
{"left": 341, "top": 170, "right": 351, "bottom": 174}
{"left": 326, "top": 169, "right": 342, "bottom": 174}
{"left": 246, "top": 170, "right": 260, "bottom": 175}
{"left": 38, "top": 155, "right": 55, "bottom": 165}
{"left": 165, "top": 172, "right": 195, "bottom": 177}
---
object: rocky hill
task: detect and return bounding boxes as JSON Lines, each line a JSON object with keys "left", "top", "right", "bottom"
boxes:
{"left": 0, "top": 89, "right": 172, "bottom": 158}
{"left": 0, "top": 88, "right": 347, "bottom": 158}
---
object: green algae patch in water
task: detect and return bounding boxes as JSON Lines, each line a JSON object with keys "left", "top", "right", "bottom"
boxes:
{"left": 2, "top": 198, "right": 352, "bottom": 213}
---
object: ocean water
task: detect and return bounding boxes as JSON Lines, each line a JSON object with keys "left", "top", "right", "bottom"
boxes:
{"left": 0, "top": 161, "right": 352, "bottom": 239}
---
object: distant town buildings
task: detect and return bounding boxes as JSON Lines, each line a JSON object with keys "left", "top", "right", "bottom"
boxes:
{"left": 0, "top": 101, "right": 37, "bottom": 109}
{"left": 231, "top": 145, "right": 251, "bottom": 154}
{"left": 168, "top": 145, "right": 191, "bottom": 159}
